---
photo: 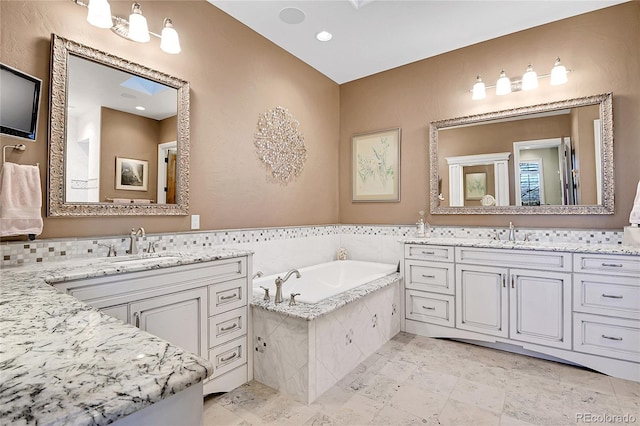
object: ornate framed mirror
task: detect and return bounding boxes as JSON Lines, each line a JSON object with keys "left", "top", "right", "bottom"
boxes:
{"left": 429, "top": 93, "right": 613, "bottom": 215}
{"left": 48, "top": 34, "right": 190, "bottom": 216}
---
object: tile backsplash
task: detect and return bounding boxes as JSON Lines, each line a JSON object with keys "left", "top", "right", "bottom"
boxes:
{"left": 0, "top": 224, "right": 623, "bottom": 268}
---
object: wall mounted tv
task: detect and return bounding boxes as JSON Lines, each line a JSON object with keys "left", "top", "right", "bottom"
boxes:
{"left": 1, "top": 63, "right": 42, "bottom": 141}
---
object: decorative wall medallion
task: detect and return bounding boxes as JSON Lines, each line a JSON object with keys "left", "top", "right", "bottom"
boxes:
{"left": 254, "top": 107, "right": 307, "bottom": 184}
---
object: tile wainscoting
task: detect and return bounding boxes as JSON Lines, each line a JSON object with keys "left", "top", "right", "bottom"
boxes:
{"left": 1, "top": 224, "right": 624, "bottom": 269}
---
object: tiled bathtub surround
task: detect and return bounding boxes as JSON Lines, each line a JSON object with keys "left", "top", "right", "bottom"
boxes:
{"left": 0, "top": 224, "right": 626, "bottom": 267}
{"left": 252, "top": 280, "right": 401, "bottom": 404}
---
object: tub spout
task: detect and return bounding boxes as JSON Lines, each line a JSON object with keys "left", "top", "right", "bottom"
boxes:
{"left": 274, "top": 269, "right": 301, "bottom": 304}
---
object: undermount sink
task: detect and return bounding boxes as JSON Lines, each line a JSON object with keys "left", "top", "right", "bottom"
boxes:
{"left": 111, "top": 255, "right": 182, "bottom": 266}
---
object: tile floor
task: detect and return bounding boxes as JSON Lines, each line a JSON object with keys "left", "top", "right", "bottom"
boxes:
{"left": 204, "top": 333, "right": 640, "bottom": 425}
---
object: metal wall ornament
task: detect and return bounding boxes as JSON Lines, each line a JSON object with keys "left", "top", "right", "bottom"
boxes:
{"left": 254, "top": 107, "right": 307, "bottom": 184}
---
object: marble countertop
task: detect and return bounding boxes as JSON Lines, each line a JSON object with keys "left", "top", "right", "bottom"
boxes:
{"left": 0, "top": 247, "right": 252, "bottom": 426}
{"left": 402, "top": 237, "right": 640, "bottom": 256}
{"left": 251, "top": 272, "right": 401, "bottom": 321}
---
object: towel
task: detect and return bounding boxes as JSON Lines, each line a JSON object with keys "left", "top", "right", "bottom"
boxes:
{"left": 0, "top": 162, "right": 43, "bottom": 237}
{"left": 630, "top": 180, "right": 640, "bottom": 226}
{"left": 112, "top": 198, "right": 131, "bottom": 203}
{"left": 132, "top": 199, "right": 152, "bottom": 204}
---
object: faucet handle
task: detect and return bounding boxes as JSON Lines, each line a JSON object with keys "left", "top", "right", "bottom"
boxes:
{"left": 253, "top": 271, "right": 264, "bottom": 279}
{"left": 259, "top": 286, "right": 270, "bottom": 301}
{"left": 147, "top": 241, "right": 157, "bottom": 253}
{"left": 289, "top": 293, "right": 301, "bottom": 306}
{"left": 98, "top": 243, "right": 117, "bottom": 257}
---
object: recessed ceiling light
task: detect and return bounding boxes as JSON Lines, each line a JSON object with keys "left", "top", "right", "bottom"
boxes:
{"left": 135, "top": 106, "right": 146, "bottom": 111}
{"left": 316, "top": 31, "right": 333, "bottom": 42}
{"left": 279, "top": 7, "right": 305, "bottom": 24}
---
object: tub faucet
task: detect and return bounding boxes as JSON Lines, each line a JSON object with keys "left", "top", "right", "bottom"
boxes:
{"left": 128, "top": 227, "right": 145, "bottom": 255}
{"left": 274, "top": 269, "right": 301, "bottom": 304}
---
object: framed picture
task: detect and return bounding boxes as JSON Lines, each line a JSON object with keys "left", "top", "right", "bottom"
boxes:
{"left": 115, "top": 157, "right": 149, "bottom": 191}
{"left": 352, "top": 128, "right": 401, "bottom": 202}
{"left": 465, "top": 172, "right": 487, "bottom": 200}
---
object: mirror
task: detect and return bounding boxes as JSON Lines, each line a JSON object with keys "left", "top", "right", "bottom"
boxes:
{"left": 48, "top": 34, "right": 190, "bottom": 216}
{"left": 429, "top": 93, "right": 613, "bottom": 215}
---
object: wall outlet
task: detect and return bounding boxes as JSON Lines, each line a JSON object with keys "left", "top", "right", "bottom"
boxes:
{"left": 190, "top": 214, "right": 200, "bottom": 230}
{"left": 255, "top": 336, "right": 266, "bottom": 353}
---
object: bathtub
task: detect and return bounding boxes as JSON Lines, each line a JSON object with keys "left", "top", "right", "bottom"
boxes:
{"left": 252, "top": 260, "right": 397, "bottom": 304}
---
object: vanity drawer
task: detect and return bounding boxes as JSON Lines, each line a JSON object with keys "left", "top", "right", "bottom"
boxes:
{"left": 405, "top": 245, "right": 454, "bottom": 262}
{"left": 456, "top": 247, "right": 571, "bottom": 272}
{"left": 573, "top": 313, "right": 640, "bottom": 362}
{"left": 208, "top": 278, "right": 246, "bottom": 316}
{"left": 405, "top": 290, "right": 454, "bottom": 327}
{"left": 208, "top": 306, "right": 247, "bottom": 349}
{"left": 405, "top": 260, "right": 454, "bottom": 295}
{"left": 574, "top": 254, "right": 640, "bottom": 278}
{"left": 208, "top": 336, "right": 247, "bottom": 379}
{"left": 573, "top": 274, "right": 640, "bottom": 319}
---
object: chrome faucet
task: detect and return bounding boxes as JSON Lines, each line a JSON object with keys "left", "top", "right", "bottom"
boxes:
{"left": 128, "top": 227, "right": 146, "bottom": 255}
{"left": 508, "top": 222, "right": 516, "bottom": 241}
{"left": 274, "top": 269, "right": 301, "bottom": 304}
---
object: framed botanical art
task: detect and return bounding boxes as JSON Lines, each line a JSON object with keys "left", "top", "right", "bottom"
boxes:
{"left": 352, "top": 128, "right": 401, "bottom": 202}
{"left": 115, "top": 157, "right": 149, "bottom": 191}
{"left": 465, "top": 172, "right": 487, "bottom": 200}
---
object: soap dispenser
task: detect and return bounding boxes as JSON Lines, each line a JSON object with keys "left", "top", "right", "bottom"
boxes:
{"left": 416, "top": 211, "right": 429, "bottom": 238}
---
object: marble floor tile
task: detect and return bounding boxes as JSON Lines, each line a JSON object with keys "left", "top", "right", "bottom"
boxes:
{"left": 203, "top": 333, "right": 637, "bottom": 426}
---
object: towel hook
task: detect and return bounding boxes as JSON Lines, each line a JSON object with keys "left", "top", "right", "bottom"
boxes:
{"left": 2, "top": 144, "right": 26, "bottom": 164}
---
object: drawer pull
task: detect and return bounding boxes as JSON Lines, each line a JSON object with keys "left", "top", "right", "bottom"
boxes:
{"left": 422, "top": 305, "right": 436, "bottom": 310}
{"left": 601, "top": 334, "right": 623, "bottom": 341}
{"left": 602, "top": 294, "right": 623, "bottom": 299}
{"left": 601, "top": 263, "right": 623, "bottom": 268}
{"left": 220, "top": 352, "right": 238, "bottom": 362}
{"left": 220, "top": 323, "right": 238, "bottom": 332}
{"left": 220, "top": 293, "right": 238, "bottom": 301}
{"left": 421, "top": 274, "right": 436, "bottom": 279}
{"left": 421, "top": 251, "right": 435, "bottom": 255}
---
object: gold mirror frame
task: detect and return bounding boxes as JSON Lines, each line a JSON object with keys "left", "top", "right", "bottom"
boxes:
{"left": 429, "top": 93, "right": 613, "bottom": 215}
{"left": 47, "top": 34, "right": 190, "bottom": 216}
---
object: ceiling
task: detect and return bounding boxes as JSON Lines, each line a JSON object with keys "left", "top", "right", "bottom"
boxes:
{"left": 207, "top": 0, "right": 627, "bottom": 84}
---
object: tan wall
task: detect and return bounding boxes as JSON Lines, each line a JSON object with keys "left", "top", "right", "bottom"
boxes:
{"left": 159, "top": 115, "right": 177, "bottom": 144}
{"left": 0, "top": 0, "right": 340, "bottom": 238}
{"left": 339, "top": 1, "right": 640, "bottom": 229}
{"left": 571, "top": 104, "right": 600, "bottom": 205}
{"left": 100, "top": 107, "right": 158, "bottom": 202}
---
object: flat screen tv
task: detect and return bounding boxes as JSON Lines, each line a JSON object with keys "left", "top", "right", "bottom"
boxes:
{"left": 1, "top": 63, "right": 42, "bottom": 141}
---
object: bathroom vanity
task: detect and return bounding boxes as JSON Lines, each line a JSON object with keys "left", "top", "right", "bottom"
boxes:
{"left": 401, "top": 239, "right": 640, "bottom": 381}
{"left": 0, "top": 248, "right": 252, "bottom": 425}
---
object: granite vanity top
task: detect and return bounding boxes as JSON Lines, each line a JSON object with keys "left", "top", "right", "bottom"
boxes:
{"left": 251, "top": 272, "right": 401, "bottom": 321}
{"left": 402, "top": 237, "right": 640, "bottom": 256}
{"left": 0, "top": 247, "right": 252, "bottom": 426}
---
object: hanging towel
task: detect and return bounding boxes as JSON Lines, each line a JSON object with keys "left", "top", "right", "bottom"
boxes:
{"left": 112, "top": 198, "right": 132, "bottom": 203}
{"left": 0, "top": 162, "right": 43, "bottom": 237}
{"left": 630, "top": 180, "right": 640, "bottom": 226}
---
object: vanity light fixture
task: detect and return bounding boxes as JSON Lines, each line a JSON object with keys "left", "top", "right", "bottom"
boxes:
{"left": 471, "top": 57, "right": 571, "bottom": 100}
{"left": 72, "top": 0, "right": 181, "bottom": 54}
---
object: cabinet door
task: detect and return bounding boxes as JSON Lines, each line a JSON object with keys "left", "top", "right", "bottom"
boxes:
{"left": 508, "top": 269, "right": 571, "bottom": 349}
{"left": 456, "top": 264, "right": 508, "bottom": 338}
{"left": 130, "top": 287, "right": 208, "bottom": 357}
{"left": 100, "top": 304, "right": 128, "bottom": 323}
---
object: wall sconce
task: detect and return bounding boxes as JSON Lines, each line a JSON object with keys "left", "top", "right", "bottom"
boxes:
{"left": 73, "top": 0, "right": 181, "bottom": 54}
{"left": 471, "top": 58, "right": 571, "bottom": 100}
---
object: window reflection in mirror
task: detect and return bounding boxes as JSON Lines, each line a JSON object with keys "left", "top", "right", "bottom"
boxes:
{"left": 65, "top": 54, "right": 178, "bottom": 205}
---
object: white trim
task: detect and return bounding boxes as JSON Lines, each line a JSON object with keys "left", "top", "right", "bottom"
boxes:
{"left": 513, "top": 138, "right": 562, "bottom": 206}
{"left": 446, "top": 152, "right": 511, "bottom": 206}
{"left": 157, "top": 141, "right": 177, "bottom": 204}
{"left": 594, "top": 120, "right": 602, "bottom": 205}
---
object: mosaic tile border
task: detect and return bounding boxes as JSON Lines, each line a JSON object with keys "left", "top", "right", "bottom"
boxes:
{"left": 0, "top": 224, "right": 623, "bottom": 267}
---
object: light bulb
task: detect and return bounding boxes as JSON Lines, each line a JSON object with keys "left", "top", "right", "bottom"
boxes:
{"left": 87, "top": 0, "right": 112, "bottom": 29}
{"left": 550, "top": 57, "right": 568, "bottom": 86}
{"left": 521, "top": 64, "right": 538, "bottom": 91}
{"left": 472, "top": 76, "right": 486, "bottom": 100}
{"left": 495, "top": 69, "right": 512, "bottom": 95}
{"left": 160, "top": 18, "right": 181, "bottom": 54}
{"left": 128, "top": 2, "right": 150, "bottom": 43}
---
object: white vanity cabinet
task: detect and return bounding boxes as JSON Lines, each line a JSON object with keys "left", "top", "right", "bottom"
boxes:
{"left": 51, "top": 255, "right": 252, "bottom": 394}
{"left": 403, "top": 245, "right": 455, "bottom": 327}
{"left": 455, "top": 249, "right": 572, "bottom": 349}
{"left": 573, "top": 253, "right": 640, "bottom": 364}
{"left": 402, "top": 242, "right": 640, "bottom": 381}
